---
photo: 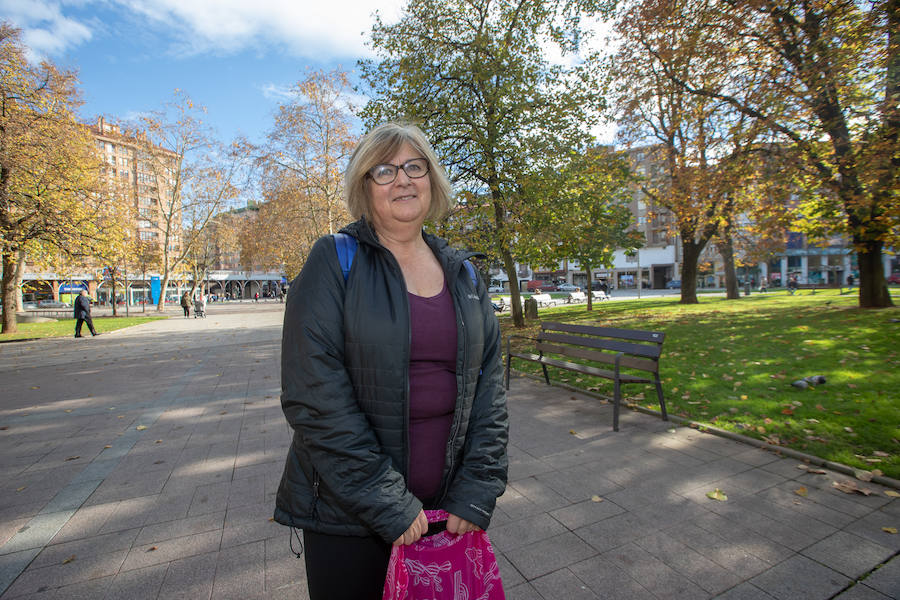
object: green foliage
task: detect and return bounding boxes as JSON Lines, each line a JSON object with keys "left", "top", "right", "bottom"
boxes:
{"left": 360, "top": 0, "right": 612, "bottom": 325}
{"left": 503, "top": 289, "right": 900, "bottom": 478}
{"left": 518, "top": 147, "right": 643, "bottom": 294}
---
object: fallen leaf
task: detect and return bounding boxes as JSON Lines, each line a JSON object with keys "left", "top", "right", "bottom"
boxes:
{"left": 64, "top": 409, "right": 72, "bottom": 413}
{"left": 706, "top": 488, "right": 728, "bottom": 502}
{"left": 833, "top": 480, "right": 874, "bottom": 496}
{"left": 16, "top": 486, "right": 26, "bottom": 492}
{"left": 882, "top": 527, "right": 898, "bottom": 534}
{"left": 155, "top": 440, "right": 163, "bottom": 444}
{"left": 807, "top": 468, "right": 827, "bottom": 475}
{"left": 147, "top": 546, "right": 157, "bottom": 552}
{"left": 885, "top": 490, "right": 900, "bottom": 498}
{"left": 591, "top": 495, "right": 604, "bottom": 503}
{"left": 874, "top": 451, "right": 890, "bottom": 457}
{"left": 65, "top": 456, "right": 80, "bottom": 461}
{"left": 795, "top": 487, "right": 808, "bottom": 497}
{"left": 569, "top": 429, "right": 577, "bottom": 435}
{"left": 856, "top": 470, "right": 874, "bottom": 482}
{"left": 136, "top": 425, "right": 147, "bottom": 431}
{"left": 872, "top": 469, "right": 884, "bottom": 477}
{"left": 104, "top": 445, "right": 112, "bottom": 449}
{"left": 62, "top": 555, "right": 76, "bottom": 564}
{"left": 844, "top": 427, "right": 854, "bottom": 433}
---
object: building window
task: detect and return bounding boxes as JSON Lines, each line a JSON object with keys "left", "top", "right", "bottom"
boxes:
{"left": 138, "top": 220, "right": 151, "bottom": 229}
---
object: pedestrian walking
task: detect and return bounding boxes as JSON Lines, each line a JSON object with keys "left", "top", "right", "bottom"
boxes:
{"left": 275, "top": 122, "right": 508, "bottom": 600}
{"left": 180, "top": 291, "right": 191, "bottom": 317}
{"left": 73, "top": 289, "right": 98, "bottom": 337}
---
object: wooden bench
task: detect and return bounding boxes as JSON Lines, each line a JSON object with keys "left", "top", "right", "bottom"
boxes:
{"left": 505, "top": 321, "right": 668, "bottom": 431}
{"left": 567, "top": 291, "right": 587, "bottom": 303}
{"left": 591, "top": 290, "right": 609, "bottom": 301}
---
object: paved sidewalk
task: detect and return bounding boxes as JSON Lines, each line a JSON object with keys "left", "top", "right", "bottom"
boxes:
{"left": 0, "top": 307, "right": 897, "bottom": 599}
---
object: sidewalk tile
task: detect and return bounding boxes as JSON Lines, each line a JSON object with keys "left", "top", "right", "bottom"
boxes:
{"left": 602, "top": 542, "right": 708, "bottom": 600}
{"left": 634, "top": 530, "right": 743, "bottom": 594}
{"left": 574, "top": 511, "right": 657, "bottom": 553}
{"left": 531, "top": 568, "right": 600, "bottom": 599}
{"left": 831, "top": 584, "right": 894, "bottom": 599}
{"left": 156, "top": 551, "right": 217, "bottom": 600}
{"left": 102, "top": 564, "right": 167, "bottom": 600}
{"left": 801, "top": 530, "right": 894, "bottom": 579}
{"left": 711, "top": 582, "right": 777, "bottom": 599}
{"left": 2, "top": 549, "right": 127, "bottom": 598}
{"left": 843, "top": 511, "right": 900, "bottom": 552}
{"left": 549, "top": 497, "right": 626, "bottom": 530}
{"left": 211, "top": 540, "right": 265, "bottom": 600}
{"left": 134, "top": 511, "right": 225, "bottom": 546}
{"left": 568, "top": 554, "right": 660, "bottom": 600}
{"left": 858, "top": 554, "right": 900, "bottom": 597}
{"left": 32, "top": 528, "right": 138, "bottom": 569}
{"left": 505, "top": 532, "right": 596, "bottom": 580}
{"left": 120, "top": 530, "right": 222, "bottom": 572}
{"left": 489, "top": 513, "right": 567, "bottom": 553}
{"left": 749, "top": 555, "right": 850, "bottom": 600}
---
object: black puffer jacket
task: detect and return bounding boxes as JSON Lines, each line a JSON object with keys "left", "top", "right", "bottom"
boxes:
{"left": 274, "top": 218, "right": 508, "bottom": 543}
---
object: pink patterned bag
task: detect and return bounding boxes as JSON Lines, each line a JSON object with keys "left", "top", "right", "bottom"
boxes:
{"left": 382, "top": 510, "right": 505, "bottom": 600}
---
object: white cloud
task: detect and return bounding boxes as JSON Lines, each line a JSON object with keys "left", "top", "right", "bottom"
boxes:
{"left": 0, "top": 0, "right": 93, "bottom": 60}
{"left": 113, "top": 0, "right": 405, "bottom": 59}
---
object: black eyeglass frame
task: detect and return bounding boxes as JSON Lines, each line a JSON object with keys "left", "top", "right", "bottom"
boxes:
{"left": 366, "top": 158, "right": 430, "bottom": 185}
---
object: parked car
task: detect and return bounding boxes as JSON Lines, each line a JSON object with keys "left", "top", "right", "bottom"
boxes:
{"left": 888, "top": 273, "right": 900, "bottom": 285}
{"left": 526, "top": 280, "right": 557, "bottom": 292}
{"left": 556, "top": 283, "right": 581, "bottom": 292}
{"left": 665, "top": 280, "right": 681, "bottom": 289}
{"left": 22, "top": 301, "right": 38, "bottom": 310}
{"left": 37, "top": 299, "right": 70, "bottom": 308}
{"left": 488, "top": 285, "right": 506, "bottom": 293}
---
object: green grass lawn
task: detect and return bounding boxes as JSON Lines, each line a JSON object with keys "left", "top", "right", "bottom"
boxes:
{"left": 0, "top": 315, "right": 167, "bottom": 341}
{"left": 501, "top": 289, "right": 900, "bottom": 479}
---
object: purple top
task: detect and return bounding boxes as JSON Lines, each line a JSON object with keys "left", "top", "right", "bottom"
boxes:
{"left": 407, "top": 281, "right": 457, "bottom": 501}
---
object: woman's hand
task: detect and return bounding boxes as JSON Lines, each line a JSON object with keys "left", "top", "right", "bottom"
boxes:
{"left": 446, "top": 513, "right": 481, "bottom": 536}
{"left": 393, "top": 509, "right": 428, "bottom": 546}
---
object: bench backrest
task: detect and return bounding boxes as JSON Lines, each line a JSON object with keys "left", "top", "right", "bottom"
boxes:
{"left": 531, "top": 293, "right": 552, "bottom": 302}
{"left": 591, "top": 290, "right": 608, "bottom": 299}
{"left": 569, "top": 292, "right": 587, "bottom": 301}
{"left": 537, "top": 321, "right": 665, "bottom": 373}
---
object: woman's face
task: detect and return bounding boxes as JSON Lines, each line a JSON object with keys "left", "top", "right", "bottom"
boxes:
{"left": 367, "top": 143, "right": 432, "bottom": 234}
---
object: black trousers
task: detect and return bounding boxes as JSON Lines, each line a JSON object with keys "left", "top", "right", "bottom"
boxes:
{"left": 75, "top": 316, "right": 96, "bottom": 336}
{"left": 182, "top": 306, "right": 190, "bottom": 317}
{"left": 302, "top": 530, "right": 391, "bottom": 600}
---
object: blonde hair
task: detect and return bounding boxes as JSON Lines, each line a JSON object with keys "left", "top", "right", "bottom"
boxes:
{"left": 344, "top": 122, "right": 452, "bottom": 222}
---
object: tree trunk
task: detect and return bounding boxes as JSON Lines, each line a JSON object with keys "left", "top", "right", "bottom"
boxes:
{"left": 585, "top": 263, "right": 594, "bottom": 311}
{"left": 500, "top": 247, "right": 524, "bottom": 327}
{"left": 857, "top": 239, "right": 893, "bottom": 308}
{"left": 1, "top": 249, "right": 19, "bottom": 333}
{"left": 111, "top": 271, "right": 118, "bottom": 317}
{"left": 717, "top": 238, "right": 740, "bottom": 299}
{"left": 680, "top": 239, "right": 706, "bottom": 304}
{"left": 14, "top": 249, "right": 25, "bottom": 312}
{"left": 156, "top": 272, "right": 170, "bottom": 312}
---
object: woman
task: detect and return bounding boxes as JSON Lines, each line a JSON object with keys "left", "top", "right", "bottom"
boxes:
{"left": 180, "top": 291, "right": 190, "bottom": 318}
{"left": 275, "top": 122, "right": 508, "bottom": 599}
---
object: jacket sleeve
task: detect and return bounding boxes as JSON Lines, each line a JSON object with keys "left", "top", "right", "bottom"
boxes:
{"left": 280, "top": 236, "right": 422, "bottom": 543}
{"left": 442, "top": 269, "right": 509, "bottom": 529}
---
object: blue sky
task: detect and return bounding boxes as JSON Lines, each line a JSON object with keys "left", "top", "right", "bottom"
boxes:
{"left": 1, "top": 0, "right": 406, "bottom": 144}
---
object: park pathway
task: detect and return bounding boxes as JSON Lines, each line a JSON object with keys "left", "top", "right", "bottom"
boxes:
{"left": 0, "top": 305, "right": 897, "bottom": 599}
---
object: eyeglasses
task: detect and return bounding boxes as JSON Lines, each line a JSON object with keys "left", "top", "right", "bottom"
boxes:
{"left": 366, "top": 158, "right": 429, "bottom": 185}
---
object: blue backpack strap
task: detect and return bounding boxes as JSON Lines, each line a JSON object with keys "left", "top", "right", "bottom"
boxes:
{"left": 332, "top": 233, "right": 357, "bottom": 282}
{"left": 463, "top": 260, "right": 478, "bottom": 289}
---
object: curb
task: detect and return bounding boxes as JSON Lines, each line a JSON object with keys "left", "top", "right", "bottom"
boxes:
{"left": 509, "top": 370, "right": 900, "bottom": 491}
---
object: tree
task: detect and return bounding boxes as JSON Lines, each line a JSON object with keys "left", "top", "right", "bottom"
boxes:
{"left": 629, "top": 0, "right": 898, "bottom": 308}
{"left": 360, "top": 0, "right": 612, "bottom": 326}
{"left": 133, "top": 91, "right": 247, "bottom": 312}
{"left": 261, "top": 69, "right": 355, "bottom": 238}
{"left": 611, "top": 1, "right": 790, "bottom": 303}
{"left": 520, "top": 147, "right": 643, "bottom": 310}
{"left": 0, "top": 23, "right": 103, "bottom": 333}
{"left": 132, "top": 238, "right": 161, "bottom": 311}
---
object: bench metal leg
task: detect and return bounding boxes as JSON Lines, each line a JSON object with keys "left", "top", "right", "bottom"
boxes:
{"left": 505, "top": 353, "right": 511, "bottom": 390}
{"left": 541, "top": 363, "right": 550, "bottom": 385}
{"left": 655, "top": 374, "right": 668, "bottom": 421}
{"left": 613, "top": 377, "right": 621, "bottom": 432}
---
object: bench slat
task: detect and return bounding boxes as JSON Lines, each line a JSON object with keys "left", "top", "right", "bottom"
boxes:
{"left": 542, "top": 321, "right": 665, "bottom": 344}
{"left": 540, "top": 331, "right": 661, "bottom": 359}
{"left": 537, "top": 341, "right": 659, "bottom": 373}
{"left": 536, "top": 357, "right": 650, "bottom": 384}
